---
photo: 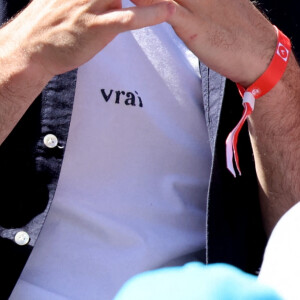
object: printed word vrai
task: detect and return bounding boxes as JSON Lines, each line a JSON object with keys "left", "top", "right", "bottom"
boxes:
{"left": 100, "top": 89, "right": 143, "bottom": 107}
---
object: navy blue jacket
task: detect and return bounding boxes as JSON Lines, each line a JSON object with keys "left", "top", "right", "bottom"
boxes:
{"left": 0, "top": 1, "right": 299, "bottom": 299}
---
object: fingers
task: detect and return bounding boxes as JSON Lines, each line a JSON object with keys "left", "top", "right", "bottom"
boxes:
{"left": 100, "top": 1, "right": 176, "bottom": 33}
{"left": 131, "top": 0, "right": 190, "bottom": 10}
{"left": 130, "top": 0, "right": 189, "bottom": 30}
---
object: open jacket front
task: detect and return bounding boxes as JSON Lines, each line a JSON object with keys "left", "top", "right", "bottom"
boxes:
{"left": 1, "top": 0, "right": 299, "bottom": 299}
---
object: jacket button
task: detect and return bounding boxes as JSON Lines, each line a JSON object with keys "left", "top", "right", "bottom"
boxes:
{"left": 43, "top": 134, "right": 58, "bottom": 148}
{"left": 15, "top": 231, "right": 30, "bottom": 246}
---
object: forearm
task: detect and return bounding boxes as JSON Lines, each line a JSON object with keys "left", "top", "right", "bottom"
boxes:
{"left": 0, "top": 0, "right": 174, "bottom": 145}
{"left": 0, "top": 25, "right": 51, "bottom": 145}
{"left": 248, "top": 53, "right": 300, "bottom": 235}
{"left": 151, "top": 0, "right": 300, "bottom": 235}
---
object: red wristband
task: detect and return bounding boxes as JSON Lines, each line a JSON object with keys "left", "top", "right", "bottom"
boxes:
{"left": 226, "top": 26, "right": 291, "bottom": 177}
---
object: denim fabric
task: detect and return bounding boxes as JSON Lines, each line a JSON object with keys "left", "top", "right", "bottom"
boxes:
{"left": 4, "top": 0, "right": 300, "bottom": 298}
{"left": 0, "top": 2, "right": 264, "bottom": 298}
{"left": 0, "top": 3, "right": 78, "bottom": 292}
{"left": 0, "top": 68, "right": 77, "bottom": 299}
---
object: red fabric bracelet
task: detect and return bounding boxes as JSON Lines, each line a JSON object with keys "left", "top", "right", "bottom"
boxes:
{"left": 226, "top": 26, "right": 291, "bottom": 177}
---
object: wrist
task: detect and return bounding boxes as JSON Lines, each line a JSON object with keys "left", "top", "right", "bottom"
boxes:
{"left": 0, "top": 25, "right": 52, "bottom": 95}
{"left": 237, "top": 24, "right": 278, "bottom": 88}
{"left": 250, "top": 52, "right": 300, "bottom": 114}
{"left": 0, "top": 28, "right": 51, "bottom": 144}
{"left": 226, "top": 26, "right": 291, "bottom": 177}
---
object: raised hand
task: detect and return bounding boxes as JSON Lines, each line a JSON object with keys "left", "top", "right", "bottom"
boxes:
{"left": 133, "top": 0, "right": 300, "bottom": 235}
{"left": 0, "top": 0, "right": 175, "bottom": 78}
{"left": 0, "top": 0, "right": 175, "bottom": 143}
{"left": 132, "top": 0, "right": 277, "bottom": 87}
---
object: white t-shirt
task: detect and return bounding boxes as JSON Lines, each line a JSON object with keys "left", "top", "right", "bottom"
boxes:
{"left": 11, "top": 4, "right": 212, "bottom": 299}
{"left": 259, "top": 201, "right": 300, "bottom": 300}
